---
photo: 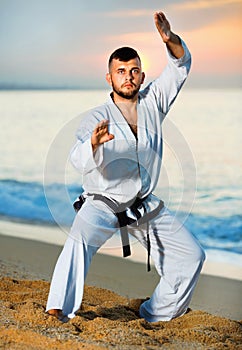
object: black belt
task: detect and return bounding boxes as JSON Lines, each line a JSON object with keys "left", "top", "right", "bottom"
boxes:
{"left": 73, "top": 194, "right": 162, "bottom": 271}
{"left": 93, "top": 194, "right": 147, "bottom": 258}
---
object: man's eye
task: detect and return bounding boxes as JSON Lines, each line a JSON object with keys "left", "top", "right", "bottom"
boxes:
{"left": 118, "top": 70, "right": 125, "bottom": 74}
{"left": 132, "top": 69, "right": 139, "bottom": 74}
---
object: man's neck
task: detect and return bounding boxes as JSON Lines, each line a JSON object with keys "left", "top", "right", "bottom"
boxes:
{"left": 111, "top": 92, "right": 138, "bottom": 137}
{"left": 111, "top": 92, "right": 138, "bottom": 112}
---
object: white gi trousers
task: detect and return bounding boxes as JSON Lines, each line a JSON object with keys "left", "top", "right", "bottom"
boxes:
{"left": 46, "top": 198, "right": 205, "bottom": 322}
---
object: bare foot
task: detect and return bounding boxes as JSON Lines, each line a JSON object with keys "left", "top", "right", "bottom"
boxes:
{"left": 47, "top": 309, "right": 69, "bottom": 323}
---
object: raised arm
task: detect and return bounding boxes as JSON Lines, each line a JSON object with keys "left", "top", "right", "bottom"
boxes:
{"left": 154, "top": 11, "right": 184, "bottom": 59}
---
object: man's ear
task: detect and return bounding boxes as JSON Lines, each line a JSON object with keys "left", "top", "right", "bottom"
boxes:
{"left": 141, "top": 72, "right": 145, "bottom": 84}
{"left": 106, "top": 73, "right": 112, "bottom": 86}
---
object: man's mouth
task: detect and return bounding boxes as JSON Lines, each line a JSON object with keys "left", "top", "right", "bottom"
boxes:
{"left": 123, "top": 83, "right": 135, "bottom": 88}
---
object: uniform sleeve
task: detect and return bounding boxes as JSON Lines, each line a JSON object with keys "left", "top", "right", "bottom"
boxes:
{"left": 69, "top": 121, "right": 104, "bottom": 174}
{"left": 70, "top": 138, "right": 104, "bottom": 174}
{"left": 144, "top": 38, "right": 191, "bottom": 118}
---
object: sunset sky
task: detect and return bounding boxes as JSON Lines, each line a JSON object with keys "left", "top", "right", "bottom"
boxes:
{"left": 0, "top": 0, "right": 241, "bottom": 88}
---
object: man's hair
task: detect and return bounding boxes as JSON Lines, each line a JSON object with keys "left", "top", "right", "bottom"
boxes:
{"left": 108, "top": 47, "right": 141, "bottom": 68}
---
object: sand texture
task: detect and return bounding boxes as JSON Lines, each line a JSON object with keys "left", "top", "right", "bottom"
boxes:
{"left": 0, "top": 272, "right": 241, "bottom": 349}
{"left": 0, "top": 234, "right": 242, "bottom": 349}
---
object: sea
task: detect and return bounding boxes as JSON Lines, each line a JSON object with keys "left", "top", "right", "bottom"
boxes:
{"left": 0, "top": 88, "right": 241, "bottom": 269}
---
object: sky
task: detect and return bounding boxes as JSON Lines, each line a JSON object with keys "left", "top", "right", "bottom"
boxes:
{"left": 0, "top": 0, "right": 241, "bottom": 89}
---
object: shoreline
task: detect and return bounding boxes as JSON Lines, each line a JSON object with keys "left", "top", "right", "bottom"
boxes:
{"left": 0, "top": 233, "right": 241, "bottom": 321}
{"left": 0, "top": 218, "right": 241, "bottom": 281}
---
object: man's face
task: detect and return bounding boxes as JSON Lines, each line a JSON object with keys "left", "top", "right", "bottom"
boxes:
{"left": 106, "top": 57, "right": 145, "bottom": 100}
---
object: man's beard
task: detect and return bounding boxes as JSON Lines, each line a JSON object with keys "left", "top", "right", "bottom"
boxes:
{"left": 112, "top": 82, "right": 141, "bottom": 100}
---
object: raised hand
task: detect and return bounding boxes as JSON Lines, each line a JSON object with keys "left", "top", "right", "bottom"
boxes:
{"left": 154, "top": 12, "right": 171, "bottom": 43}
{"left": 154, "top": 11, "right": 184, "bottom": 59}
{"left": 91, "top": 119, "right": 114, "bottom": 152}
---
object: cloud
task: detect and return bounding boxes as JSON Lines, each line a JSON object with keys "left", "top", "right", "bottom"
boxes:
{"left": 172, "top": 0, "right": 242, "bottom": 10}
{"left": 0, "top": 0, "right": 241, "bottom": 88}
{"left": 165, "top": 0, "right": 242, "bottom": 32}
{"left": 104, "top": 9, "right": 154, "bottom": 18}
{"left": 182, "top": 15, "right": 242, "bottom": 76}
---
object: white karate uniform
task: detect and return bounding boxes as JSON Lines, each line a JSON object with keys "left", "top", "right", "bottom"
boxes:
{"left": 46, "top": 40, "right": 205, "bottom": 321}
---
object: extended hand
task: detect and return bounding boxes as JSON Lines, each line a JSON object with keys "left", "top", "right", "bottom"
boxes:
{"left": 91, "top": 119, "right": 114, "bottom": 152}
{"left": 154, "top": 11, "right": 184, "bottom": 59}
{"left": 154, "top": 12, "right": 171, "bottom": 43}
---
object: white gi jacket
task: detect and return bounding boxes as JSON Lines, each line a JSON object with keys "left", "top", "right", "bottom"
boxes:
{"left": 46, "top": 41, "right": 206, "bottom": 322}
{"left": 70, "top": 40, "right": 191, "bottom": 210}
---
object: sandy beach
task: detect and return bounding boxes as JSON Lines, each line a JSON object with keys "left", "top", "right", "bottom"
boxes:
{"left": 0, "top": 233, "right": 241, "bottom": 349}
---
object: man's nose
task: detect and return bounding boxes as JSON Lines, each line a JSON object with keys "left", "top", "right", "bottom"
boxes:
{"left": 125, "top": 71, "right": 133, "bottom": 80}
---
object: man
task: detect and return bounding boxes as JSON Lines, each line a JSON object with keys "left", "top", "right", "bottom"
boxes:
{"left": 46, "top": 11, "right": 205, "bottom": 322}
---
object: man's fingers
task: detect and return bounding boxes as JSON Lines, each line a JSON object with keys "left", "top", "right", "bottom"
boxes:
{"left": 154, "top": 11, "right": 171, "bottom": 43}
{"left": 92, "top": 119, "right": 114, "bottom": 147}
{"left": 107, "top": 133, "right": 114, "bottom": 141}
{"left": 95, "top": 119, "right": 109, "bottom": 133}
{"left": 155, "top": 11, "right": 165, "bottom": 19}
{"left": 101, "top": 133, "right": 114, "bottom": 144}
{"left": 154, "top": 11, "right": 166, "bottom": 22}
{"left": 159, "top": 12, "right": 166, "bottom": 21}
